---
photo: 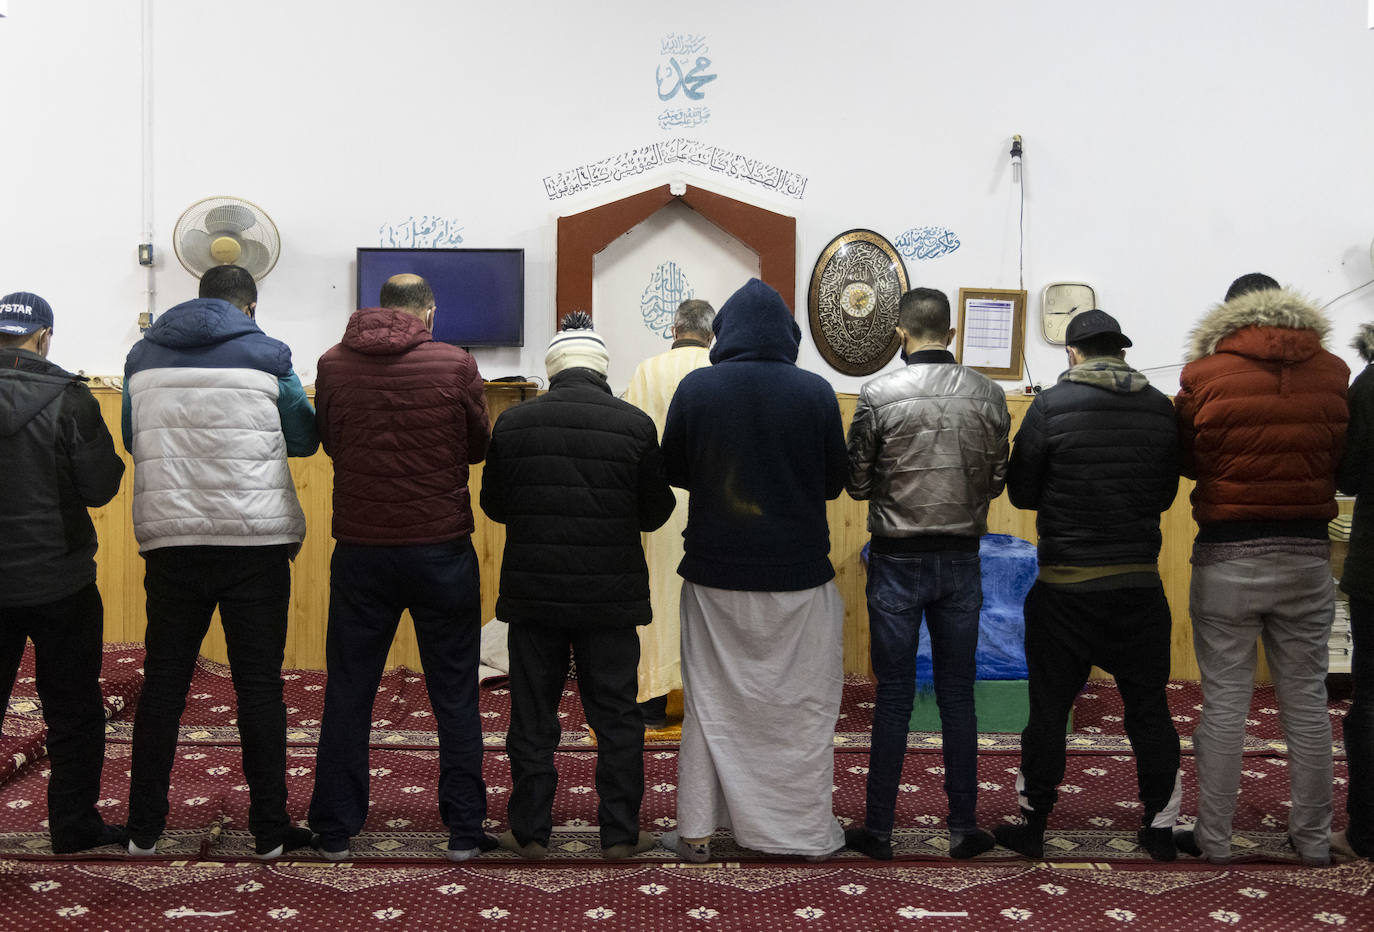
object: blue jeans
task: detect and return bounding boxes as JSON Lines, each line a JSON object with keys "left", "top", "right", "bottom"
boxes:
{"left": 308, "top": 539, "right": 486, "bottom": 849}
{"left": 865, "top": 550, "right": 982, "bottom": 834}
{"left": 1346, "top": 598, "right": 1374, "bottom": 857}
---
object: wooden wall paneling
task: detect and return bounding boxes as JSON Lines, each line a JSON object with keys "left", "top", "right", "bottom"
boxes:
{"left": 93, "top": 386, "right": 1320, "bottom": 683}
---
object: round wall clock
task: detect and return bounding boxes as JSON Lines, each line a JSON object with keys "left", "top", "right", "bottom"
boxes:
{"left": 808, "top": 229, "right": 910, "bottom": 376}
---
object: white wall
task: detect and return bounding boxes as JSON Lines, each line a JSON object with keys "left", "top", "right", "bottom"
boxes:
{"left": 2, "top": 0, "right": 1372, "bottom": 394}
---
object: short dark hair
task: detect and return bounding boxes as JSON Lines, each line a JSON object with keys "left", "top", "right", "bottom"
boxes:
{"left": 1068, "top": 334, "right": 1127, "bottom": 359}
{"left": 1225, "top": 273, "right": 1279, "bottom": 302}
{"left": 199, "top": 265, "right": 257, "bottom": 310}
{"left": 0, "top": 332, "right": 31, "bottom": 349}
{"left": 379, "top": 275, "right": 435, "bottom": 312}
{"left": 897, "top": 287, "right": 950, "bottom": 340}
{"left": 673, "top": 299, "right": 714, "bottom": 338}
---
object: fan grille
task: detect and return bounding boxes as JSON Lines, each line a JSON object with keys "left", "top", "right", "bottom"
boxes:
{"left": 173, "top": 196, "right": 281, "bottom": 281}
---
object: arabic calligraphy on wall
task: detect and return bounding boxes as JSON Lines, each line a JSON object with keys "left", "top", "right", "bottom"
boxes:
{"left": 378, "top": 217, "right": 465, "bottom": 248}
{"left": 807, "top": 230, "right": 910, "bottom": 377}
{"left": 656, "top": 32, "right": 716, "bottom": 130}
{"left": 895, "top": 225, "right": 961, "bottom": 260}
{"left": 542, "top": 139, "right": 807, "bottom": 201}
{"left": 641, "top": 261, "right": 694, "bottom": 338}
{"left": 658, "top": 106, "right": 710, "bottom": 130}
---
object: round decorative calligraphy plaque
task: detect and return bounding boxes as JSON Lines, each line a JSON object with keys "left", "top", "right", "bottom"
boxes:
{"left": 807, "top": 229, "right": 910, "bottom": 376}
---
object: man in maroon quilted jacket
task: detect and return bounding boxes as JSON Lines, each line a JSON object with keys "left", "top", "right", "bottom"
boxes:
{"left": 1174, "top": 272, "right": 1349, "bottom": 867}
{"left": 307, "top": 273, "right": 496, "bottom": 862}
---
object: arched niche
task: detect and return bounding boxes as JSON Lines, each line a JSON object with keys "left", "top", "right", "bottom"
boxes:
{"left": 555, "top": 184, "right": 796, "bottom": 329}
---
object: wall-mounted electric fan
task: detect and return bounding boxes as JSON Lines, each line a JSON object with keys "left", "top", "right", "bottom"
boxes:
{"left": 172, "top": 195, "right": 281, "bottom": 281}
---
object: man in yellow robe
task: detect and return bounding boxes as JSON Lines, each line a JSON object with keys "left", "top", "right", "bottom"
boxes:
{"left": 625, "top": 299, "right": 714, "bottom": 728}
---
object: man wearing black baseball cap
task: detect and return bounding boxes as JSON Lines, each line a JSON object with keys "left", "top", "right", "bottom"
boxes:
{"left": 0, "top": 291, "right": 127, "bottom": 853}
{"left": 995, "top": 308, "right": 1184, "bottom": 861}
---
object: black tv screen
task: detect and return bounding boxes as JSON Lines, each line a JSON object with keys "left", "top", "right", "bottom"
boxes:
{"left": 356, "top": 247, "right": 525, "bottom": 347}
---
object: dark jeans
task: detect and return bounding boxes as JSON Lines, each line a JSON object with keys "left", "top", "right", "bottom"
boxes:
{"left": 1346, "top": 598, "right": 1374, "bottom": 857}
{"left": 307, "top": 539, "right": 486, "bottom": 848}
{"left": 0, "top": 583, "right": 109, "bottom": 851}
{"left": 506, "top": 622, "right": 643, "bottom": 849}
{"left": 865, "top": 551, "right": 982, "bottom": 835}
{"left": 128, "top": 545, "right": 293, "bottom": 848}
{"left": 1018, "top": 581, "right": 1181, "bottom": 825}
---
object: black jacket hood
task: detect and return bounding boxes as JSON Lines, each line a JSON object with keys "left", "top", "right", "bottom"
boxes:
{"left": 0, "top": 350, "right": 77, "bottom": 437}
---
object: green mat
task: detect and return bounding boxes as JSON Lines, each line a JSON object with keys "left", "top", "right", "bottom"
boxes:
{"left": 910, "top": 678, "right": 1069, "bottom": 733}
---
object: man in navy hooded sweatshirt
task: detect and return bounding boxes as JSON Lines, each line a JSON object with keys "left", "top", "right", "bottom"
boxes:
{"left": 658, "top": 278, "right": 848, "bottom": 863}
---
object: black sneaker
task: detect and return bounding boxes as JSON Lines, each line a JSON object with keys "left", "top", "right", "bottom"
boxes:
{"left": 52, "top": 822, "right": 128, "bottom": 854}
{"left": 843, "top": 827, "right": 893, "bottom": 860}
{"left": 993, "top": 821, "right": 1045, "bottom": 859}
{"left": 257, "top": 825, "right": 314, "bottom": 860}
{"left": 447, "top": 832, "right": 501, "bottom": 862}
{"left": 639, "top": 695, "right": 668, "bottom": 729}
{"left": 1136, "top": 827, "right": 1177, "bottom": 862}
{"left": 1173, "top": 828, "right": 1202, "bottom": 858}
{"left": 311, "top": 833, "right": 353, "bottom": 861}
{"left": 949, "top": 828, "right": 996, "bottom": 860}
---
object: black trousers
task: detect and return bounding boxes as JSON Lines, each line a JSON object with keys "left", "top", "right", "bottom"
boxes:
{"left": 1018, "top": 580, "right": 1182, "bottom": 822}
{"left": 1346, "top": 598, "right": 1374, "bottom": 857}
{"left": 0, "top": 583, "right": 108, "bottom": 851}
{"left": 128, "top": 545, "right": 293, "bottom": 848}
{"left": 506, "top": 622, "right": 644, "bottom": 849}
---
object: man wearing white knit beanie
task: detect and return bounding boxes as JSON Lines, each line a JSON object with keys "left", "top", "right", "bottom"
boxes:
{"left": 544, "top": 314, "right": 609, "bottom": 378}
{"left": 483, "top": 311, "right": 675, "bottom": 860}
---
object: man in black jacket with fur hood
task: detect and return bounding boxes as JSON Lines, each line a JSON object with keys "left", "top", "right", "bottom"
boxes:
{"left": 481, "top": 313, "right": 675, "bottom": 861}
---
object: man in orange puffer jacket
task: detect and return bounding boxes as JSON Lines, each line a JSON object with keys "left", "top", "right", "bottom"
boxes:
{"left": 1174, "top": 273, "right": 1349, "bottom": 867}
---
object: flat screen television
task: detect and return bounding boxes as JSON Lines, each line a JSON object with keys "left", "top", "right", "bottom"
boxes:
{"left": 356, "top": 247, "right": 525, "bottom": 347}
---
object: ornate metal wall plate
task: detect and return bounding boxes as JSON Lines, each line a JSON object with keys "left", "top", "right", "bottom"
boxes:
{"left": 808, "top": 229, "right": 909, "bottom": 376}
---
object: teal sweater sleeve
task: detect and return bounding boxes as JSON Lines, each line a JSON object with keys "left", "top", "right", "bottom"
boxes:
{"left": 277, "top": 372, "right": 320, "bottom": 457}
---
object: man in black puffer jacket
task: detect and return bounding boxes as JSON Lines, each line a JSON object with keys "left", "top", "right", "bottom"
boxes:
{"left": 994, "top": 310, "right": 1183, "bottom": 862}
{"left": 481, "top": 314, "right": 675, "bottom": 861}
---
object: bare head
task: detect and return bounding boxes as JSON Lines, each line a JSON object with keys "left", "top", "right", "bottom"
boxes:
{"left": 380, "top": 274, "right": 436, "bottom": 328}
{"left": 895, "top": 287, "right": 955, "bottom": 351}
{"left": 1224, "top": 272, "right": 1280, "bottom": 303}
{"left": 199, "top": 265, "right": 258, "bottom": 318}
{"left": 673, "top": 299, "right": 715, "bottom": 343}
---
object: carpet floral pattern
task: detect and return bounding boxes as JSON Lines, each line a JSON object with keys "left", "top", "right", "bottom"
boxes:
{"left": 0, "top": 859, "right": 1369, "bottom": 930}
{"left": 0, "top": 644, "right": 1366, "bottom": 930}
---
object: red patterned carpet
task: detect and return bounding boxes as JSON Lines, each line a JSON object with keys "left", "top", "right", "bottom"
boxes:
{"left": 0, "top": 644, "right": 1369, "bottom": 930}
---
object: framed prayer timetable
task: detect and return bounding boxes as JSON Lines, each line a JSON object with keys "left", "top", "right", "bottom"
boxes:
{"left": 955, "top": 288, "right": 1027, "bottom": 380}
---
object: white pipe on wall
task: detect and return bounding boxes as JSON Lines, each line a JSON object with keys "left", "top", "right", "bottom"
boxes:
{"left": 140, "top": 0, "right": 155, "bottom": 326}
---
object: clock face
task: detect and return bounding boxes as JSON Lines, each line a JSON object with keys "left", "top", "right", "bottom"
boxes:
{"left": 1041, "top": 282, "right": 1096, "bottom": 344}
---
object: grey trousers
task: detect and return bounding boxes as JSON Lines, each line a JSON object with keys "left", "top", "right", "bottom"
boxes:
{"left": 1189, "top": 551, "right": 1334, "bottom": 864}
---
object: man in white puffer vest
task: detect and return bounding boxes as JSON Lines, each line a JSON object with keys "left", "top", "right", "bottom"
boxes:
{"left": 121, "top": 264, "right": 318, "bottom": 860}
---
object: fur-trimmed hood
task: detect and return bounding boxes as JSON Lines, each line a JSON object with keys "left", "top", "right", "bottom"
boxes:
{"left": 1183, "top": 287, "right": 1331, "bottom": 363}
{"left": 1353, "top": 322, "right": 1374, "bottom": 363}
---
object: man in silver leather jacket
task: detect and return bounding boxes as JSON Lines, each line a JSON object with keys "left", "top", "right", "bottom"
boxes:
{"left": 843, "top": 287, "right": 1009, "bottom": 860}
